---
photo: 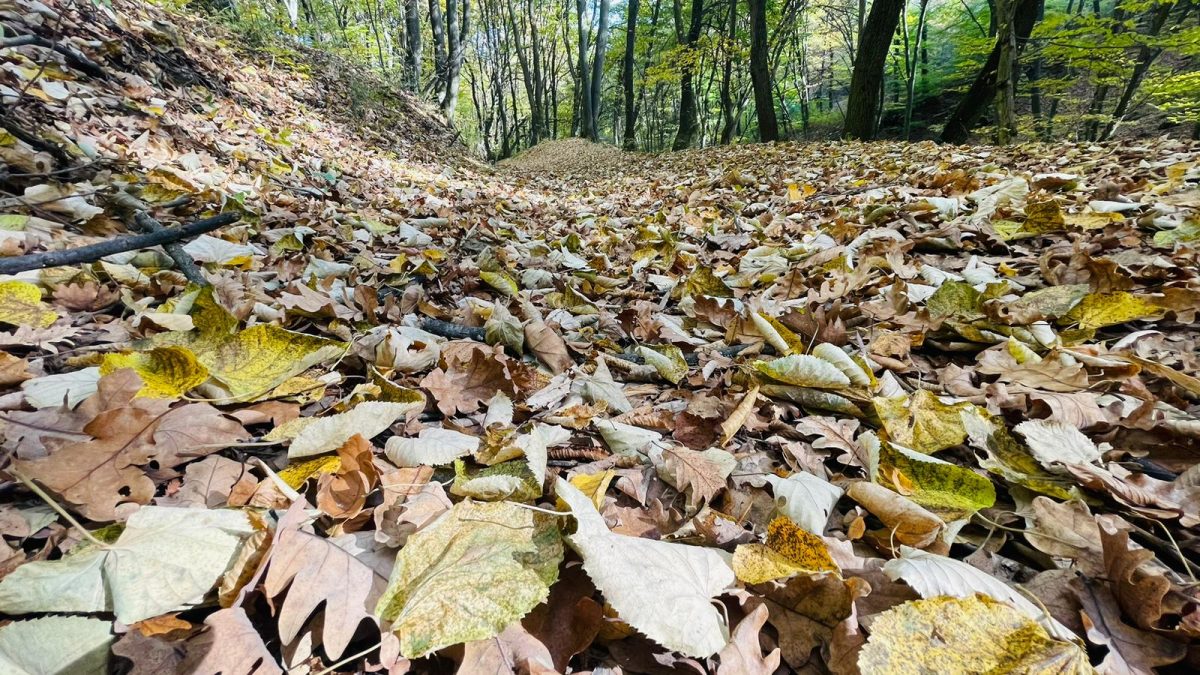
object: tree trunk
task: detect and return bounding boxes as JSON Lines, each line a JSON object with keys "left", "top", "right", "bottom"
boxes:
{"left": 994, "top": 0, "right": 1018, "bottom": 143}
{"left": 590, "top": 0, "right": 612, "bottom": 139}
{"left": 623, "top": 0, "right": 641, "bottom": 149}
{"left": 903, "top": 0, "right": 930, "bottom": 139}
{"left": 577, "top": 0, "right": 593, "bottom": 138}
{"left": 672, "top": 0, "right": 705, "bottom": 150}
{"left": 749, "top": 0, "right": 778, "bottom": 141}
{"left": 405, "top": 0, "right": 422, "bottom": 91}
{"left": 719, "top": 0, "right": 737, "bottom": 144}
{"left": 429, "top": 0, "right": 447, "bottom": 91}
{"left": 939, "top": 0, "right": 1038, "bottom": 143}
{"left": 843, "top": 0, "right": 905, "bottom": 140}
{"left": 1099, "top": 0, "right": 1180, "bottom": 141}
{"left": 441, "top": 0, "right": 470, "bottom": 121}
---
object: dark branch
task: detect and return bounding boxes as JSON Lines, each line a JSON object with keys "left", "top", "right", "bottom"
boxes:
{"left": 0, "top": 212, "right": 240, "bottom": 275}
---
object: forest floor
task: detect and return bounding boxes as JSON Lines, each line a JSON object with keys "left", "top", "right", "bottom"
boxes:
{"left": 2, "top": 0, "right": 1200, "bottom": 674}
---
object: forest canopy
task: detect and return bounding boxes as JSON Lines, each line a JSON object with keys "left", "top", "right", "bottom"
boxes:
{"left": 200, "top": 0, "right": 1200, "bottom": 157}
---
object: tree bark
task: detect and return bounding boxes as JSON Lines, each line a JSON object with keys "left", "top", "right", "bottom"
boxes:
{"left": 405, "top": 0, "right": 423, "bottom": 91}
{"left": 622, "top": 0, "right": 641, "bottom": 149}
{"left": 590, "top": 0, "right": 613, "bottom": 139}
{"left": 939, "top": 0, "right": 1038, "bottom": 143}
{"left": 843, "top": 0, "right": 905, "bottom": 140}
{"left": 429, "top": 0, "right": 448, "bottom": 91}
{"left": 672, "top": 0, "right": 705, "bottom": 150}
{"left": 577, "top": 0, "right": 593, "bottom": 138}
{"left": 749, "top": 0, "right": 779, "bottom": 141}
{"left": 441, "top": 0, "right": 470, "bottom": 121}
{"left": 994, "top": 0, "right": 1018, "bottom": 143}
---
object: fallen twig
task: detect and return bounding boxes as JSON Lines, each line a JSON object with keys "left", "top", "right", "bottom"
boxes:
{"left": 0, "top": 211, "right": 240, "bottom": 275}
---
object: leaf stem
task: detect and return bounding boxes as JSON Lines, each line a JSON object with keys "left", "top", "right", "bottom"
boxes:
{"left": 310, "top": 640, "right": 381, "bottom": 675}
{"left": 10, "top": 470, "right": 106, "bottom": 547}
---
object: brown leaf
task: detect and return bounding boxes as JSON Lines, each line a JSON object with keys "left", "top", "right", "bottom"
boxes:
{"left": 1072, "top": 576, "right": 1186, "bottom": 673}
{"left": 263, "top": 502, "right": 389, "bottom": 660}
{"left": 717, "top": 603, "right": 781, "bottom": 674}
{"left": 524, "top": 321, "right": 574, "bottom": 374}
{"left": 420, "top": 342, "right": 518, "bottom": 416}
{"left": 11, "top": 397, "right": 247, "bottom": 521}
{"left": 160, "top": 455, "right": 256, "bottom": 509}
{"left": 1022, "top": 497, "right": 1105, "bottom": 575}
{"left": 0, "top": 351, "right": 31, "bottom": 387}
{"left": 523, "top": 563, "right": 603, "bottom": 672}
{"left": 653, "top": 445, "right": 733, "bottom": 511}
{"left": 180, "top": 607, "right": 283, "bottom": 675}
{"left": 795, "top": 416, "right": 868, "bottom": 467}
{"left": 845, "top": 481, "right": 943, "bottom": 549}
{"left": 458, "top": 623, "right": 556, "bottom": 675}
{"left": 316, "top": 433, "right": 379, "bottom": 519}
{"left": 112, "top": 631, "right": 186, "bottom": 675}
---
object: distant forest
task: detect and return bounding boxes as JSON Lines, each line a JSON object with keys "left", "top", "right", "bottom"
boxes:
{"left": 201, "top": 0, "right": 1200, "bottom": 157}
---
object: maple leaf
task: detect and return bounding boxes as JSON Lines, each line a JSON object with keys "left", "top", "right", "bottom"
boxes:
{"left": 264, "top": 501, "right": 389, "bottom": 660}
{"left": 419, "top": 342, "right": 517, "bottom": 416}
{"left": 11, "top": 395, "right": 247, "bottom": 521}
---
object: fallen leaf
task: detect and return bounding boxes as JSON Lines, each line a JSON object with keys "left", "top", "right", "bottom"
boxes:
{"left": 0, "top": 616, "right": 113, "bottom": 675}
{"left": 376, "top": 500, "right": 563, "bottom": 658}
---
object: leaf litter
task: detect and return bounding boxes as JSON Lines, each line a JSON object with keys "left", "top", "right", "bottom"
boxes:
{"left": 0, "top": 0, "right": 1199, "bottom": 672}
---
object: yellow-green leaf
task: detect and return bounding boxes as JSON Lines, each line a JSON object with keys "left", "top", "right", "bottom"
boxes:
{"left": 375, "top": 501, "right": 562, "bottom": 658}
{"left": 0, "top": 281, "right": 58, "bottom": 328}
{"left": 873, "top": 390, "right": 974, "bottom": 454}
{"left": 1062, "top": 291, "right": 1164, "bottom": 330}
{"left": 479, "top": 270, "right": 519, "bottom": 297}
{"left": 754, "top": 355, "right": 850, "bottom": 388}
{"left": 878, "top": 442, "right": 996, "bottom": 518}
{"left": 99, "top": 346, "right": 209, "bottom": 399}
{"left": 637, "top": 343, "right": 689, "bottom": 384}
{"left": 858, "top": 595, "right": 1090, "bottom": 675}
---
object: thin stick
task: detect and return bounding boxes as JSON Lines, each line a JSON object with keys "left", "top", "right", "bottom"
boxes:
{"left": 10, "top": 470, "right": 105, "bottom": 547}
{"left": 0, "top": 212, "right": 240, "bottom": 275}
{"left": 310, "top": 641, "right": 381, "bottom": 675}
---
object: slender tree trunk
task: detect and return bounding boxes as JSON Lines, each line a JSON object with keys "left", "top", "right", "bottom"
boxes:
{"left": 590, "top": 0, "right": 612, "bottom": 139}
{"left": 429, "top": 0, "right": 448, "bottom": 91}
{"left": 903, "top": 0, "right": 930, "bottom": 139}
{"left": 405, "top": 0, "right": 423, "bottom": 91}
{"left": 1099, "top": 0, "right": 1180, "bottom": 141}
{"left": 672, "top": 0, "right": 705, "bottom": 149}
{"left": 441, "top": 0, "right": 470, "bottom": 121}
{"left": 749, "top": 0, "right": 778, "bottom": 141}
{"left": 843, "top": 0, "right": 905, "bottom": 139}
{"left": 623, "top": 0, "right": 641, "bottom": 148}
{"left": 577, "top": 0, "right": 593, "bottom": 138}
{"left": 719, "top": 0, "right": 737, "bottom": 144}
{"left": 939, "top": 0, "right": 1038, "bottom": 143}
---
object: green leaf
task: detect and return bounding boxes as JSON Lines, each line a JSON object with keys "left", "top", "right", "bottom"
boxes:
{"left": 375, "top": 500, "right": 562, "bottom": 658}
{"left": 754, "top": 354, "right": 850, "bottom": 388}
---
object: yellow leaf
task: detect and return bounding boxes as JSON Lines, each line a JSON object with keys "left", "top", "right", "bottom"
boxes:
{"left": 479, "top": 270, "right": 519, "bottom": 297}
{"left": 568, "top": 470, "right": 615, "bottom": 509}
{"left": 1063, "top": 292, "right": 1164, "bottom": 330}
{"left": 278, "top": 454, "right": 343, "bottom": 489}
{"left": 858, "top": 595, "right": 1090, "bottom": 675}
{"left": 873, "top": 390, "right": 974, "bottom": 454}
{"left": 0, "top": 281, "right": 58, "bottom": 327}
{"left": 878, "top": 443, "right": 996, "bottom": 518}
{"left": 683, "top": 266, "right": 733, "bottom": 298}
{"left": 150, "top": 287, "right": 345, "bottom": 402}
{"left": 99, "top": 346, "right": 209, "bottom": 398}
{"left": 731, "top": 516, "right": 838, "bottom": 584}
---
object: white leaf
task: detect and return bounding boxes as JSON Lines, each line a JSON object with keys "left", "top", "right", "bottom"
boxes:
{"left": 765, "top": 472, "right": 844, "bottom": 535}
{"left": 748, "top": 312, "right": 792, "bottom": 355}
{"left": 574, "top": 360, "right": 632, "bottom": 412}
{"left": 556, "top": 478, "right": 734, "bottom": 657}
{"left": 181, "top": 234, "right": 262, "bottom": 264}
{"left": 1014, "top": 419, "right": 1102, "bottom": 467}
{"left": 594, "top": 418, "right": 662, "bottom": 456}
{"left": 483, "top": 392, "right": 514, "bottom": 428}
{"left": 0, "top": 616, "right": 113, "bottom": 675}
{"left": 755, "top": 354, "right": 850, "bottom": 388}
{"left": 0, "top": 507, "right": 254, "bottom": 624}
{"left": 811, "top": 343, "right": 870, "bottom": 386}
{"left": 515, "top": 424, "right": 558, "bottom": 482}
{"left": 385, "top": 428, "right": 480, "bottom": 467}
{"left": 884, "top": 547, "right": 1076, "bottom": 641}
{"left": 289, "top": 401, "right": 420, "bottom": 459}
{"left": 20, "top": 367, "right": 100, "bottom": 409}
